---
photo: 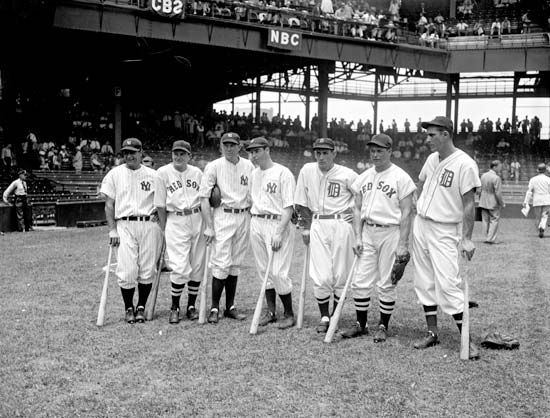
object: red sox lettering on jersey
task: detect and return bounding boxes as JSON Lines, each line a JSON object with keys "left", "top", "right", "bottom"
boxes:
{"left": 155, "top": 164, "right": 202, "bottom": 212}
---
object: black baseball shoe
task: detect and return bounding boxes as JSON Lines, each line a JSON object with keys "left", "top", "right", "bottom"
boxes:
{"left": 207, "top": 309, "right": 219, "bottom": 324}
{"left": 539, "top": 228, "right": 544, "bottom": 238}
{"left": 413, "top": 330, "right": 439, "bottom": 349}
{"left": 469, "top": 341, "right": 481, "bottom": 360}
{"left": 169, "top": 308, "right": 180, "bottom": 324}
{"left": 186, "top": 306, "right": 199, "bottom": 321}
{"left": 277, "top": 314, "right": 295, "bottom": 330}
{"left": 316, "top": 318, "right": 330, "bottom": 334}
{"left": 135, "top": 306, "right": 146, "bottom": 323}
{"left": 224, "top": 307, "right": 247, "bottom": 321}
{"left": 125, "top": 307, "right": 136, "bottom": 324}
{"left": 373, "top": 324, "right": 387, "bottom": 343}
{"left": 259, "top": 311, "right": 277, "bottom": 326}
{"left": 341, "top": 322, "right": 368, "bottom": 338}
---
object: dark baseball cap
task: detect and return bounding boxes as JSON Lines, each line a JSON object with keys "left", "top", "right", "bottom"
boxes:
{"left": 367, "top": 133, "right": 393, "bottom": 148}
{"left": 121, "top": 138, "right": 142, "bottom": 152}
{"left": 246, "top": 137, "right": 270, "bottom": 151}
{"left": 312, "top": 137, "right": 335, "bottom": 150}
{"left": 537, "top": 163, "right": 546, "bottom": 172}
{"left": 421, "top": 116, "right": 453, "bottom": 132}
{"left": 172, "top": 140, "right": 191, "bottom": 153}
{"left": 221, "top": 132, "right": 240, "bottom": 144}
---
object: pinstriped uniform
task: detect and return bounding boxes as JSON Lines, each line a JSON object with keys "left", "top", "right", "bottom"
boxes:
{"left": 155, "top": 163, "right": 206, "bottom": 294}
{"left": 250, "top": 163, "right": 296, "bottom": 295}
{"left": 350, "top": 164, "right": 416, "bottom": 313}
{"left": 294, "top": 162, "right": 358, "bottom": 301}
{"left": 100, "top": 164, "right": 163, "bottom": 289}
{"left": 199, "top": 156, "right": 254, "bottom": 279}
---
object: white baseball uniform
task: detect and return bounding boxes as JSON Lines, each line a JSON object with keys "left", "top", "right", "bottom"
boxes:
{"left": 294, "top": 162, "right": 358, "bottom": 301}
{"left": 100, "top": 164, "right": 163, "bottom": 289}
{"left": 351, "top": 164, "right": 416, "bottom": 311}
{"left": 199, "top": 156, "right": 254, "bottom": 279}
{"left": 250, "top": 163, "right": 296, "bottom": 295}
{"left": 524, "top": 173, "right": 550, "bottom": 230}
{"left": 412, "top": 150, "right": 481, "bottom": 315}
{"left": 155, "top": 163, "right": 206, "bottom": 294}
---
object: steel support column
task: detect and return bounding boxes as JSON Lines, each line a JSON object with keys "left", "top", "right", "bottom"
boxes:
{"left": 373, "top": 70, "right": 379, "bottom": 135}
{"left": 304, "top": 66, "right": 311, "bottom": 130}
{"left": 317, "top": 63, "right": 329, "bottom": 137}
{"left": 255, "top": 76, "right": 261, "bottom": 123}
{"left": 446, "top": 76, "right": 452, "bottom": 118}
{"left": 512, "top": 72, "right": 519, "bottom": 130}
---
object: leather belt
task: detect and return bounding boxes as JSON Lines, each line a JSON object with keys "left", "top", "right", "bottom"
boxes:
{"left": 223, "top": 207, "right": 250, "bottom": 214}
{"left": 252, "top": 214, "right": 280, "bottom": 220}
{"left": 313, "top": 214, "right": 343, "bottom": 220}
{"left": 174, "top": 207, "right": 201, "bottom": 216}
{"left": 119, "top": 216, "right": 152, "bottom": 221}
{"left": 366, "top": 222, "right": 391, "bottom": 228}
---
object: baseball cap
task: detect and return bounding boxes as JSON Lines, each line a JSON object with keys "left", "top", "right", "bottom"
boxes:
{"left": 421, "top": 116, "right": 453, "bottom": 132}
{"left": 246, "top": 137, "right": 270, "bottom": 151}
{"left": 172, "top": 140, "right": 191, "bottom": 153}
{"left": 221, "top": 132, "right": 240, "bottom": 144}
{"left": 121, "top": 138, "right": 142, "bottom": 152}
{"left": 18, "top": 169, "right": 27, "bottom": 176}
{"left": 142, "top": 156, "right": 153, "bottom": 164}
{"left": 312, "top": 138, "right": 335, "bottom": 150}
{"left": 537, "top": 163, "right": 546, "bottom": 172}
{"left": 367, "top": 133, "right": 393, "bottom": 148}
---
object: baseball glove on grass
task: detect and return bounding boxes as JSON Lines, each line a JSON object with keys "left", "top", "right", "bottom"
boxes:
{"left": 481, "top": 332, "right": 520, "bottom": 350}
{"left": 391, "top": 252, "right": 410, "bottom": 285}
{"left": 209, "top": 185, "right": 222, "bottom": 208}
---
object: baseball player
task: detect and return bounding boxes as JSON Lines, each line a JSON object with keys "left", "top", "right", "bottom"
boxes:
{"left": 247, "top": 137, "right": 296, "bottom": 329}
{"left": 100, "top": 138, "right": 163, "bottom": 324}
{"left": 294, "top": 137, "right": 358, "bottom": 333}
{"left": 412, "top": 117, "right": 481, "bottom": 360}
{"left": 3, "top": 169, "right": 33, "bottom": 232}
{"left": 342, "top": 134, "right": 416, "bottom": 341}
{"left": 479, "top": 160, "right": 505, "bottom": 244}
{"left": 523, "top": 163, "right": 550, "bottom": 238}
{"left": 155, "top": 140, "right": 206, "bottom": 324}
{"left": 199, "top": 132, "right": 254, "bottom": 323}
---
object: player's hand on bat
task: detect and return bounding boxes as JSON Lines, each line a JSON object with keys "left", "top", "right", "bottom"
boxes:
{"left": 353, "top": 238, "right": 363, "bottom": 255}
{"left": 271, "top": 231, "right": 283, "bottom": 252}
{"left": 395, "top": 244, "right": 409, "bottom": 258}
{"left": 460, "top": 238, "right": 475, "bottom": 261}
{"left": 204, "top": 227, "right": 215, "bottom": 245}
{"left": 301, "top": 229, "right": 310, "bottom": 246}
{"left": 109, "top": 229, "right": 120, "bottom": 247}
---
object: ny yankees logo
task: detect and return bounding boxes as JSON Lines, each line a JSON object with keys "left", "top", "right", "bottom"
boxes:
{"left": 266, "top": 182, "right": 277, "bottom": 194}
{"left": 327, "top": 182, "right": 341, "bottom": 197}
{"left": 141, "top": 180, "right": 151, "bottom": 191}
{"left": 240, "top": 175, "right": 248, "bottom": 186}
{"left": 439, "top": 169, "right": 454, "bottom": 188}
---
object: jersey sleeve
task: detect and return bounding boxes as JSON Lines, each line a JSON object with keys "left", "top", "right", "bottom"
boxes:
{"left": 100, "top": 171, "right": 115, "bottom": 199}
{"left": 198, "top": 162, "right": 217, "bottom": 198}
{"left": 418, "top": 156, "right": 431, "bottom": 182}
{"left": 350, "top": 173, "right": 363, "bottom": 195}
{"left": 280, "top": 168, "right": 296, "bottom": 209}
{"left": 294, "top": 167, "right": 309, "bottom": 207}
{"left": 398, "top": 171, "right": 417, "bottom": 200}
{"left": 459, "top": 160, "right": 482, "bottom": 196}
{"left": 154, "top": 168, "right": 167, "bottom": 208}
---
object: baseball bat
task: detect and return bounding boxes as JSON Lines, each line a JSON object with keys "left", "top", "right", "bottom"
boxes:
{"left": 198, "top": 245, "right": 212, "bottom": 324}
{"left": 144, "top": 243, "right": 166, "bottom": 321}
{"left": 324, "top": 256, "right": 358, "bottom": 343}
{"left": 460, "top": 270, "right": 470, "bottom": 360}
{"left": 250, "top": 251, "right": 274, "bottom": 335}
{"left": 296, "top": 246, "right": 310, "bottom": 329}
{"left": 96, "top": 245, "right": 113, "bottom": 327}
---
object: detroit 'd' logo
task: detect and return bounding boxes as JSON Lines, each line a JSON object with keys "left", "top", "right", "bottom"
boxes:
{"left": 439, "top": 169, "right": 454, "bottom": 187}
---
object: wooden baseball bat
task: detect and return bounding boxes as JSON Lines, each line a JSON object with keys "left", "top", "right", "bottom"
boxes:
{"left": 324, "top": 256, "right": 358, "bottom": 343}
{"left": 144, "top": 243, "right": 166, "bottom": 321}
{"left": 198, "top": 245, "right": 211, "bottom": 324}
{"left": 96, "top": 245, "right": 113, "bottom": 327}
{"left": 460, "top": 270, "right": 470, "bottom": 360}
{"left": 250, "top": 251, "right": 274, "bottom": 335}
{"left": 296, "top": 246, "right": 310, "bottom": 329}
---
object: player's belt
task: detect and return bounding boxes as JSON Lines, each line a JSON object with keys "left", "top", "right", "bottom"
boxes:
{"left": 119, "top": 215, "right": 153, "bottom": 221}
{"left": 251, "top": 214, "right": 281, "bottom": 220}
{"left": 313, "top": 214, "right": 343, "bottom": 220}
{"left": 174, "top": 207, "right": 201, "bottom": 216}
{"left": 366, "top": 222, "right": 391, "bottom": 228}
{"left": 223, "top": 207, "right": 250, "bottom": 214}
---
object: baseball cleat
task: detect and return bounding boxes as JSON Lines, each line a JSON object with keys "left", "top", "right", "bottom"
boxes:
{"left": 469, "top": 341, "right": 480, "bottom": 360}
{"left": 413, "top": 330, "right": 439, "bottom": 349}
{"left": 277, "top": 314, "right": 295, "bottom": 330}
{"left": 341, "top": 322, "right": 368, "bottom": 338}
{"left": 259, "top": 311, "right": 277, "bottom": 326}
{"left": 135, "top": 306, "right": 146, "bottom": 323}
{"left": 186, "top": 306, "right": 199, "bottom": 321}
{"left": 316, "top": 318, "right": 330, "bottom": 334}
{"left": 125, "top": 307, "right": 136, "bottom": 324}
{"left": 224, "top": 307, "right": 247, "bottom": 321}
{"left": 539, "top": 228, "right": 544, "bottom": 238}
{"left": 207, "top": 309, "right": 219, "bottom": 324}
{"left": 169, "top": 308, "right": 180, "bottom": 324}
{"left": 373, "top": 324, "right": 387, "bottom": 343}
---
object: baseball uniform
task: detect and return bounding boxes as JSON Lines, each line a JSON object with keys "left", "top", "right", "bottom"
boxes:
{"left": 413, "top": 149, "right": 481, "bottom": 315}
{"left": 479, "top": 168, "right": 504, "bottom": 243}
{"left": 523, "top": 171, "right": 550, "bottom": 236}
{"left": 155, "top": 161, "right": 206, "bottom": 320}
{"left": 294, "top": 162, "right": 358, "bottom": 313}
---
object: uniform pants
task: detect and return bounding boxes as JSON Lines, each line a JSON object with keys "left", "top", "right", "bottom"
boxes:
{"left": 250, "top": 217, "right": 294, "bottom": 295}
{"left": 166, "top": 212, "right": 206, "bottom": 286}
{"left": 412, "top": 216, "right": 464, "bottom": 315}
{"left": 352, "top": 224, "right": 400, "bottom": 302}
{"left": 116, "top": 220, "right": 163, "bottom": 289}
{"left": 533, "top": 205, "right": 550, "bottom": 230}
{"left": 211, "top": 208, "right": 250, "bottom": 279}
{"left": 480, "top": 207, "right": 500, "bottom": 243}
{"left": 14, "top": 196, "right": 31, "bottom": 231}
{"left": 310, "top": 218, "right": 355, "bottom": 300}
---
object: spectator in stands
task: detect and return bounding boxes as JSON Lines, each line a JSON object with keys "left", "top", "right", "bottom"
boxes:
{"left": 510, "top": 157, "right": 521, "bottom": 183}
{"left": 460, "top": 119, "right": 467, "bottom": 133}
{"left": 473, "top": 20, "right": 485, "bottom": 36}
{"left": 1, "top": 143, "right": 13, "bottom": 173}
{"left": 73, "top": 146, "right": 83, "bottom": 173}
{"left": 456, "top": 19, "right": 469, "bottom": 36}
{"left": 142, "top": 155, "right": 154, "bottom": 168}
{"left": 417, "top": 118, "right": 422, "bottom": 133}
{"left": 490, "top": 18, "right": 502, "bottom": 36}
{"left": 503, "top": 117, "right": 511, "bottom": 133}
{"left": 321, "top": 0, "right": 334, "bottom": 15}
{"left": 101, "top": 140, "right": 114, "bottom": 156}
{"left": 404, "top": 118, "right": 411, "bottom": 134}
{"left": 467, "top": 119, "right": 474, "bottom": 133}
{"left": 521, "top": 12, "right": 531, "bottom": 33}
{"left": 495, "top": 118, "right": 502, "bottom": 132}
{"left": 521, "top": 116, "right": 529, "bottom": 134}
{"left": 417, "top": 13, "right": 428, "bottom": 33}
{"left": 462, "top": 0, "right": 474, "bottom": 18}
{"left": 501, "top": 17, "right": 511, "bottom": 34}
{"left": 60, "top": 145, "right": 72, "bottom": 171}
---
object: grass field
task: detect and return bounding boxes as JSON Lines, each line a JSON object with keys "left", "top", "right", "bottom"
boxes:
{"left": 1, "top": 218, "right": 549, "bottom": 417}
